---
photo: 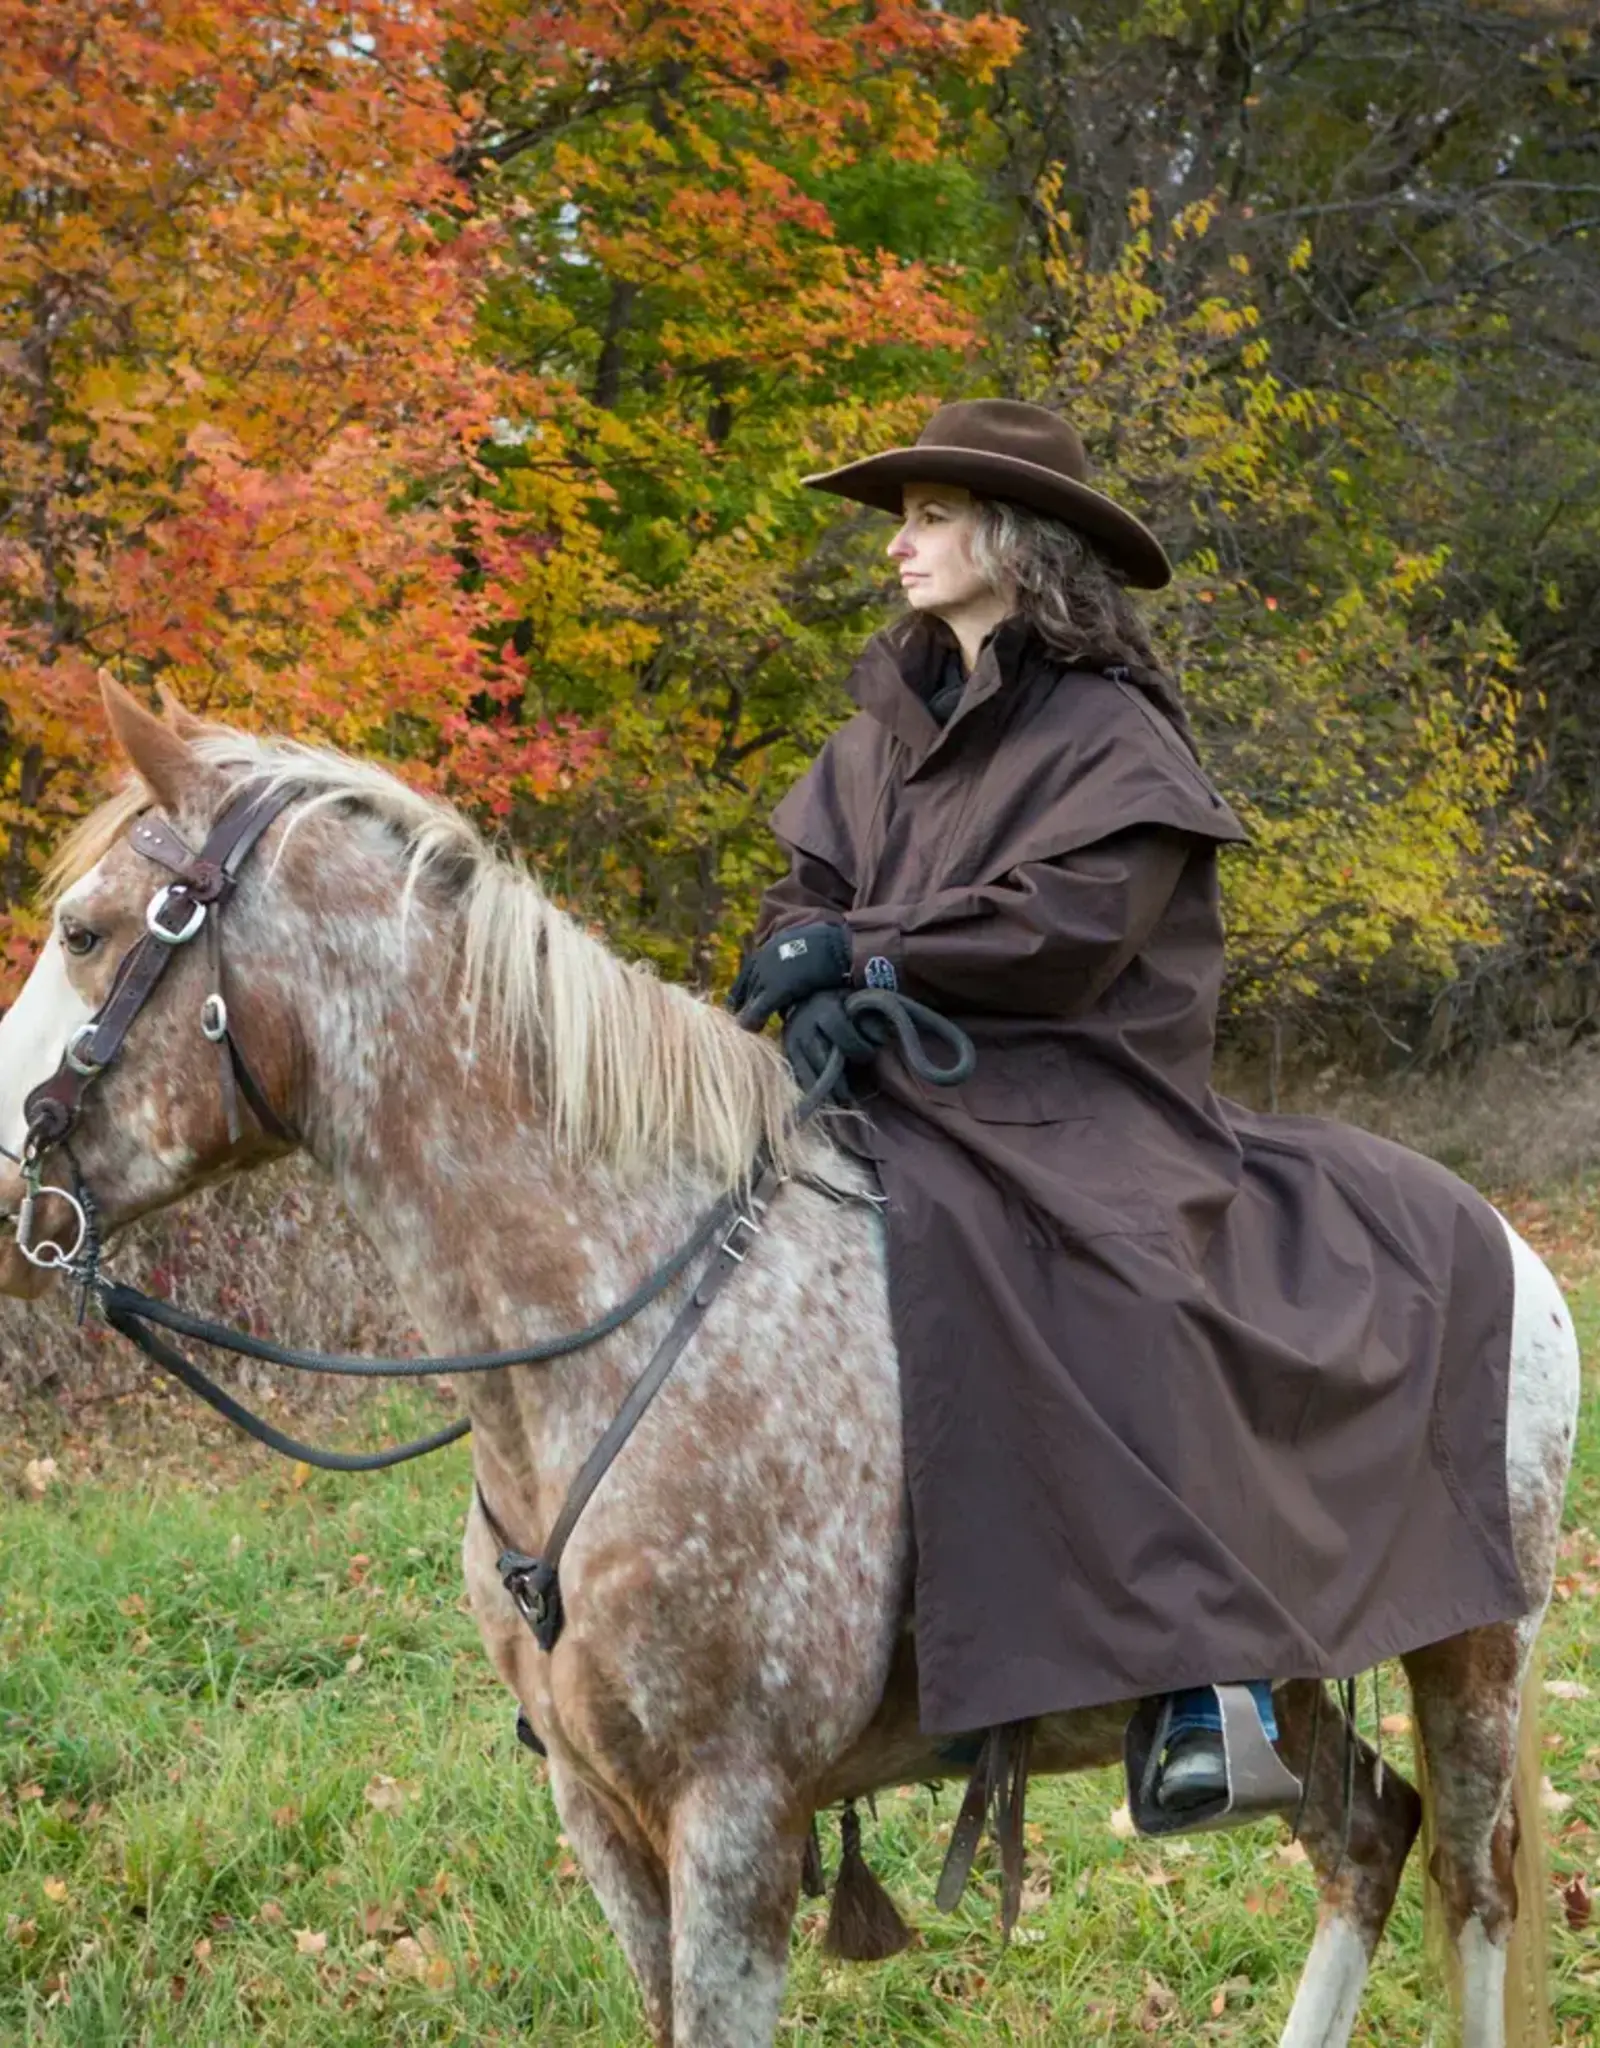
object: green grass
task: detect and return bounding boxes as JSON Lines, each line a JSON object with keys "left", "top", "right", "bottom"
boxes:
{"left": 4, "top": 1308, "right": 1600, "bottom": 2047}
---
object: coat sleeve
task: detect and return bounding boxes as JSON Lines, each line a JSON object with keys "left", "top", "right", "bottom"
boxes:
{"left": 751, "top": 845, "right": 853, "bottom": 945}
{"left": 843, "top": 826, "right": 1193, "bottom": 1017}
{"left": 750, "top": 730, "right": 859, "bottom": 944}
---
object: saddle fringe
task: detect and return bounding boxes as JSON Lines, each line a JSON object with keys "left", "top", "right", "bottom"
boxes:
{"left": 823, "top": 1801, "right": 912, "bottom": 1961}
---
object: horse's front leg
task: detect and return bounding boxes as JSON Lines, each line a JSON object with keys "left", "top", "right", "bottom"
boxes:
{"left": 548, "top": 1759, "right": 674, "bottom": 2046}
{"left": 666, "top": 1764, "right": 809, "bottom": 2048}
{"left": 461, "top": 1511, "right": 675, "bottom": 2039}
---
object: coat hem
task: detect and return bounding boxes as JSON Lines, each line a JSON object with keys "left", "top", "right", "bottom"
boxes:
{"left": 914, "top": 1577, "right": 1536, "bottom": 1739}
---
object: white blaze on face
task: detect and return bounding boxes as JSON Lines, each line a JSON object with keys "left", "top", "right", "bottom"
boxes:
{"left": 0, "top": 907, "right": 98, "bottom": 1163}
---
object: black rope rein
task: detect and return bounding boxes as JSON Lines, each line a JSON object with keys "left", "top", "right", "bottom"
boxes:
{"left": 79, "top": 989, "right": 976, "bottom": 1472}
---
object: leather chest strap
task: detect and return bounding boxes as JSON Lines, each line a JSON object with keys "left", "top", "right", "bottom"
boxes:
{"left": 481, "top": 1159, "right": 786, "bottom": 1655}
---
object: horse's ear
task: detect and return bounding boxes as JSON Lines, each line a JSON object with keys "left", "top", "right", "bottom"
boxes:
{"left": 155, "top": 682, "right": 208, "bottom": 741}
{"left": 99, "top": 672, "right": 197, "bottom": 813}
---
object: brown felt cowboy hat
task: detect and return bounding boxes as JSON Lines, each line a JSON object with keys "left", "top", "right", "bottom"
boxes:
{"left": 803, "top": 398, "right": 1172, "bottom": 590}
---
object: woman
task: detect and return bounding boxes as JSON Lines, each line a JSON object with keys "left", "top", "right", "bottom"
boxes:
{"left": 730, "top": 400, "right": 1526, "bottom": 1826}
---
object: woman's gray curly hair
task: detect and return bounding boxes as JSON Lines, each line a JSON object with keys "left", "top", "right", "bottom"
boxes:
{"left": 969, "top": 497, "right": 1162, "bottom": 674}
{"left": 967, "top": 495, "right": 1196, "bottom": 751}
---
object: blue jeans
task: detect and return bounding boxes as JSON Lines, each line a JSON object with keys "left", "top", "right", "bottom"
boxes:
{"left": 1166, "top": 1681, "right": 1277, "bottom": 1741}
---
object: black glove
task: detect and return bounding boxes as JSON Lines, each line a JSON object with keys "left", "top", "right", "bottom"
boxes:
{"left": 782, "top": 989, "right": 885, "bottom": 1102}
{"left": 728, "top": 921, "right": 851, "bottom": 1030}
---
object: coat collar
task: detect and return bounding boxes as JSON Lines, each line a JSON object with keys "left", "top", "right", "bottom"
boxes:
{"left": 844, "top": 612, "right": 1039, "bottom": 767}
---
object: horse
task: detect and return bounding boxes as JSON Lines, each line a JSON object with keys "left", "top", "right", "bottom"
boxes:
{"left": 0, "top": 680, "right": 1580, "bottom": 2048}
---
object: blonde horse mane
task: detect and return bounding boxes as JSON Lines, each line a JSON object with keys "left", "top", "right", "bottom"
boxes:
{"left": 45, "top": 729, "right": 806, "bottom": 1192}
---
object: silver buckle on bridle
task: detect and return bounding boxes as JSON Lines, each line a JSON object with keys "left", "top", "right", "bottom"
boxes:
{"left": 146, "top": 885, "right": 207, "bottom": 946}
{"left": 65, "top": 1022, "right": 105, "bottom": 1077}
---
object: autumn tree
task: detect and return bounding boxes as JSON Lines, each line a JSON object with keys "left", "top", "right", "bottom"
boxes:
{"left": 0, "top": 0, "right": 595, "bottom": 986}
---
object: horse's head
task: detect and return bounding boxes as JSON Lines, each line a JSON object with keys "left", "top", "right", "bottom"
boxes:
{"left": 0, "top": 681, "right": 303, "bottom": 1299}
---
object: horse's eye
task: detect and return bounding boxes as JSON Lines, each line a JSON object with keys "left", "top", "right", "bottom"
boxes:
{"left": 60, "top": 918, "right": 100, "bottom": 958}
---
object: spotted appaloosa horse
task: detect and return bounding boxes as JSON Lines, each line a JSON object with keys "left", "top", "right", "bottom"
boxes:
{"left": 0, "top": 683, "right": 1579, "bottom": 2048}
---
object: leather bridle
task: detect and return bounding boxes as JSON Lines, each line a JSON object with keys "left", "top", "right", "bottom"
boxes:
{"left": 16, "top": 783, "right": 299, "bottom": 1274}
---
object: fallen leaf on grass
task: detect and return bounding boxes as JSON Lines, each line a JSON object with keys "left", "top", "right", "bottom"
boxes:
{"left": 258, "top": 1900, "right": 285, "bottom": 1927}
{"left": 1018, "top": 1858, "right": 1052, "bottom": 1915}
{"left": 1108, "top": 1801, "right": 1137, "bottom": 1840}
{"left": 387, "top": 1935, "right": 428, "bottom": 1980}
{"left": 360, "top": 1898, "right": 406, "bottom": 1938}
{"left": 363, "top": 1774, "right": 411, "bottom": 1815}
{"left": 23, "top": 1457, "right": 59, "bottom": 1497}
{"left": 41, "top": 1878, "right": 68, "bottom": 1904}
{"left": 6, "top": 1917, "right": 38, "bottom": 1948}
{"left": 1209, "top": 1973, "right": 1252, "bottom": 2016}
{"left": 386, "top": 1935, "right": 450, "bottom": 1988}
{"left": 1273, "top": 1840, "right": 1310, "bottom": 1867}
{"left": 1541, "top": 1777, "right": 1573, "bottom": 1815}
{"left": 294, "top": 1928, "right": 327, "bottom": 1956}
{"left": 1562, "top": 1873, "right": 1592, "bottom": 1930}
{"left": 1379, "top": 1713, "right": 1411, "bottom": 1737}
{"left": 1134, "top": 1971, "right": 1178, "bottom": 2033}
{"left": 1546, "top": 1680, "right": 1593, "bottom": 1702}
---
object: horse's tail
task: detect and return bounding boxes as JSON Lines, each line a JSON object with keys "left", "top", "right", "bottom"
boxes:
{"left": 1415, "top": 1659, "right": 1552, "bottom": 2047}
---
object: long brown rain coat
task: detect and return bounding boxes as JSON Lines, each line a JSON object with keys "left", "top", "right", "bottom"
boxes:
{"left": 754, "top": 613, "right": 1527, "bottom": 1735}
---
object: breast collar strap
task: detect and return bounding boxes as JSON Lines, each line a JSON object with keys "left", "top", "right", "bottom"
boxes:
{"left": 477, "top": 1156, "right": 787, "bottom": 1656}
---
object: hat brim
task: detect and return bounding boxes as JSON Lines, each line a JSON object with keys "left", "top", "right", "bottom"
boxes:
{"left": 802, "top": 446, "right": 1172, "bottom": 590}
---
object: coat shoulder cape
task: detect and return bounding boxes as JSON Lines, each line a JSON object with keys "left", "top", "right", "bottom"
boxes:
{"left": 771, "top": 665, "right": 1247, "bottom": 892}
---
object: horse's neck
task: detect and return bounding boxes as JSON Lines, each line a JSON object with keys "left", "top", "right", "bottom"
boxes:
{"left": 296, "top": 930, "right": 718, "bottom": 1535}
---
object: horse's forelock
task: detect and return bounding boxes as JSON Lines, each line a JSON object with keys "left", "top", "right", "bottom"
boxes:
{"left": 40, "top": 780, "right": 148, "bottom": 907}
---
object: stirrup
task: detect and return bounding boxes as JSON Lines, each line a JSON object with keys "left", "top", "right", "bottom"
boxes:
{"left": 1124, "top": 1683, "right": 1301, "bottom": 1838}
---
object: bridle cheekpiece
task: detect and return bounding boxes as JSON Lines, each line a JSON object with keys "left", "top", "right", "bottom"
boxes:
{"left": 15, "top": 782, "right": 300, "bottom": 1275}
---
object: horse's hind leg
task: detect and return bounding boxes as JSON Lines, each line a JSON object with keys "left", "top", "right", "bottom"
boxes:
{"left": 1401, "top": 1216, "right": 1582, "bottom": 2046}
{"left": 1403, "top": 1620, "right": 1541, "bottom": 2048}
{"left": 666, "top": 1767, "right": 805, "bottom": 2048}
{"left": 1273, "top": 1679, "right": 1423, "bottom": 2048}
{"left": 547, "top": 1760, "right": 674, "bottom": 2046}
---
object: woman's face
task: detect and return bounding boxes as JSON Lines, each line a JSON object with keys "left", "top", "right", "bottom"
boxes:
{"left": 887, "top": 484, "right": 996, "bottom": 616}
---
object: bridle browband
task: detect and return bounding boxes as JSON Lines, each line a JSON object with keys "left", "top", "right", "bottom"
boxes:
{"left": 8, "top": 786, "right": 975, "bottom": 1662}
